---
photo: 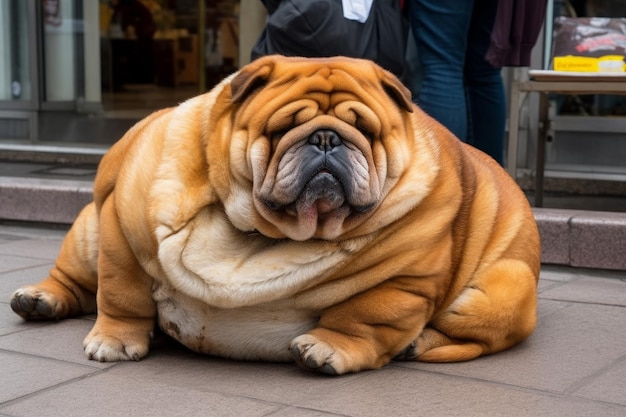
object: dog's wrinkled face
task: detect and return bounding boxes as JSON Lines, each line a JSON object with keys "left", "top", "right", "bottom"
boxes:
{"left": 220, "top": 56, "right": 415, "bottom": 241}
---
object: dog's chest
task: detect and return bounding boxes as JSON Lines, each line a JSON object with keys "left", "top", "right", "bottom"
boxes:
{"left": 157, "top": 208, "right": 355, "bottom": 308}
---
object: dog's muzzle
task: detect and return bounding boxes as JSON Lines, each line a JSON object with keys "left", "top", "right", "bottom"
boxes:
{"left": 262, "top": 128, "right": 375, "bottom": 218}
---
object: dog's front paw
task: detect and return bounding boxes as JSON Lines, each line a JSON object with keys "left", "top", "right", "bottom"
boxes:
{"left": 83, "top": 333, "right": 150, "bottom": 362}
{"left": 289, "top": 334, "right": 350, "bottom": 375}
{"left": 83, "top": 317, "right": 153, "bottom": 362}
{"left": 10, "top": 287, "right": 66, "bottom": 320}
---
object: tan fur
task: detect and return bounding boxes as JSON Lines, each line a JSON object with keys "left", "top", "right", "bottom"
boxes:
{"left": 11, "top": 56, "right": 540, "bottom": 374}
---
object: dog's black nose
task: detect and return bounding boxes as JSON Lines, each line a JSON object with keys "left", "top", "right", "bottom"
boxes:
{"left": 308, "top": 130, "right": 342, "bottom": 152}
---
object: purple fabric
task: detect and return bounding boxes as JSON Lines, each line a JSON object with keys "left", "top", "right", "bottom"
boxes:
{"left": 486, "top": 0, "right": 548, "bottom": 67}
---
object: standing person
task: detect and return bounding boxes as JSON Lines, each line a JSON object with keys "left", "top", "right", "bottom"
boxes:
{"left": 251, "top": 0, "right": 408, "bottom": 79}
{"left": 408, "top": 0, "right": 547, "bottom": 165}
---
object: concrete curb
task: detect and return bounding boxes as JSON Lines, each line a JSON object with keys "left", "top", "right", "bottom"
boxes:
{"left": 0, "top": 177, "right": 92, "bottom": 224}
{"left": 534, "top": 208, "right": 626, "bottom": 271}
{"left": 2, "top": 177, "right": 625, "bottom": 271}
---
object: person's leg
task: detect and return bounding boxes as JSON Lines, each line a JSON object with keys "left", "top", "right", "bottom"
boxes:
{"left": 408, "top": 0, "right": 474, "bottom": 141}
{"left": 465, "top": 0, "right": 506, "bottom": 164}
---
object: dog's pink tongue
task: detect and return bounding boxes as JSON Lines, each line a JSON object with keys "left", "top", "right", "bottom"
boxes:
{"left": 296, "top": 173, "right": 345, "bottom": 218}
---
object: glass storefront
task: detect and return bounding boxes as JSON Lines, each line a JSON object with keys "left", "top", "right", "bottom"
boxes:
{"left": 0, "top": 0, "right": 246, "bottom": 148}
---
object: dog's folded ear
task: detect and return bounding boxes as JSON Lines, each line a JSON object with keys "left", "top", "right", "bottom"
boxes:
{"left": 378, "top": 69, "right": 414, "bottom": 113}
{"left": 230, "top": 57, "right": 275, "bottom": 103}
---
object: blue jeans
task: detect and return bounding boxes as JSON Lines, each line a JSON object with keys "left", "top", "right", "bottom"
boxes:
{"left": 408, "top": 0, "right": 505, "bottom": 165}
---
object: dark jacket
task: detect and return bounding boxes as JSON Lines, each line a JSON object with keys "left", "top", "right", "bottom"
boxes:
{"left": 486, "top": 0, "right": 548, "bottom": 67}
{"left": 252, "top": 0, "right": 407, "bottom": 77}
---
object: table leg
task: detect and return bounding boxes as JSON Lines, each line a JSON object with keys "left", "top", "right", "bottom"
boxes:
{"left": 506, "top": 81, "right": 522, "bottom": 179}
{"left": 535, "top": 92, "right": 549, "bottom": 207}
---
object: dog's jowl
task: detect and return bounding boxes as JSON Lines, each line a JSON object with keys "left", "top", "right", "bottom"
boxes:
{"left": 11, "top": 56, "right": 540, "bottom": 375}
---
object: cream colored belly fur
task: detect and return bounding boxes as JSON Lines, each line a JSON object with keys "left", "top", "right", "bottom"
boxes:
{"left": 153, "top": 285, "right": 317, "bottom": 361}
{"left": 152, "top": 206, "right": 371, "bottom": 360}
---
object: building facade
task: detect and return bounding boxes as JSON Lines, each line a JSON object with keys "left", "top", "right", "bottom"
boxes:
{"left": 1, "top": 0, "right": 625, "bottom": 186}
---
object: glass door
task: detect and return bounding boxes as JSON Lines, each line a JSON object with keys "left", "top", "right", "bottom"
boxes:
{"left": 0, "top": 0, "right": 36, "bottom": 105}
{"left": 0, "top": 0, "right": 39, "bottom": 141}
{"left": 38, "top": 0, "right": 243, "bottom": 146}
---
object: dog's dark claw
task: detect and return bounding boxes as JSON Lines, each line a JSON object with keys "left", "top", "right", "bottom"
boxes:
{"left": 319, "top": 363, "right": 338, "bottom": 375}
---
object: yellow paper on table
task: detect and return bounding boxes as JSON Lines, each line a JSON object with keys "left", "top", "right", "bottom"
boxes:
{"left": 553, "top": 55, "right": 626, "bottom": 72}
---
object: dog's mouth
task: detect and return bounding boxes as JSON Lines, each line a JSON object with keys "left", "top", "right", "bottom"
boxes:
{"left": 290, "top": 170, "right": 345, "bottom": 217}
{"left": 263, "top": 167, "right": 374, "bottom": 221}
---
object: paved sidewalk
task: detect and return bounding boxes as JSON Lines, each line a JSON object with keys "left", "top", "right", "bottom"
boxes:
{"left": 0, "top": 223, "right": 625, "bottom": 417}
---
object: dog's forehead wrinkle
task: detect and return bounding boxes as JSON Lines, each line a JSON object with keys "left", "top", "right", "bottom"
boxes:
{"left": 288, "top": 66, "right": 360, "bottom": 97}
{"left": 271, "top": 68, "right": 373, "bottom": 115}
{"left": 312, "top": 65, "right": 333, "bottom": 80}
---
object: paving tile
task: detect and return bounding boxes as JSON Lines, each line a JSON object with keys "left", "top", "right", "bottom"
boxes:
{"left": 539, "top": 266, "right": 581, "bottom": 282}
{"left": 266, "top": 407, "right": 348, "bottom": 416}
{"left": 293, "top": 365, "right": 625, "bottom": 417}
{"left": 0, "top": 364, "right": 282, "bottom": 417}
{"left": 536, "top": 298, "right": 572, "bottom": 318}
{"left": 0, "top": 224, "right": 68, "bottom": 241}
{"left": 395, "top": 302, "right": 626, "bottom": 394}
{"left": 0, "top": 263, "right": 54, "bottom": 303}
{"left": 537, "top": 278, "right": 562, "bottom": 293}
{"left": 540, "top": 276, "right": 626, "bottom": 306}
{"left": 0, "top": 351, "right": 97, "bottom": 405}
{"left": 538, "top": 266, "right": 581, "bottom": 293}
{"left": 0, "top": 238, "right": 62, "bottom": 260}
{"left": 0, "top": 318, "right": 110, "bottom": 369}
{"left": 572, "top": 356, "right": 626, "bottom": 406}
{"left": 82, "top": 347, "right": 368, "bottom": 406}
{"left": 0, "top": 233, "right": 21, "bottom": 243}
{"left": 4, "top": 346, "right": 624, "bottom": 417}
{"left": 0, "top": 254, "right": 50, "bottom": 274}
{"left": 0, "top": 307, "right": 47, "bottom": 336}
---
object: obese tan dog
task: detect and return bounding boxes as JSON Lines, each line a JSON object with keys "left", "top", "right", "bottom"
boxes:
{"left": 10, "top": 55, "right": 540, "bottom": 375}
